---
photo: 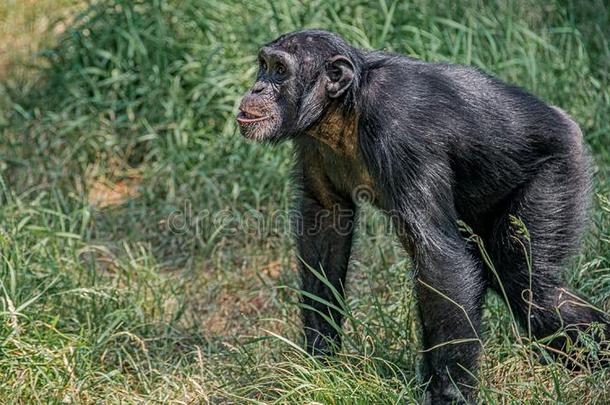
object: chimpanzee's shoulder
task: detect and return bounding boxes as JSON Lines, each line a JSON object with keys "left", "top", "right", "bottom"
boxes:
{"left": 362, "top": 52, "right": 491, "bottom": 90}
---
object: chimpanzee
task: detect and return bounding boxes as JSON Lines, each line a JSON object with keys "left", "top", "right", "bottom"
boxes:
{"left": 236, "top": 29, "right": 608, "bottom": 404}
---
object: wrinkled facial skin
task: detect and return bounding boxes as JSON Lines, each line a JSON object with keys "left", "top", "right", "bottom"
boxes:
{"left": 237, "top": 33, "right": 357, "bottom": 142}
{"left": 237, "top": 46, "right": 302, "bottom": 142}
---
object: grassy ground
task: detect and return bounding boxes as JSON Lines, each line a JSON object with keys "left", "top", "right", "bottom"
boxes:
{"left": 0, "top": 0, "right": 609, "bottom": 403}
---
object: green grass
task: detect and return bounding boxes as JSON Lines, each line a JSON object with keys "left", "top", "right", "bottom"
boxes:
{"left": 0, "top": 0, "right": 609, "bottom": 403}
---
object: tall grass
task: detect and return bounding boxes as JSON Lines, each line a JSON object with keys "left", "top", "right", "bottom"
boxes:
{"left": 0, "top": 0, "right": 609, "bottom": 403}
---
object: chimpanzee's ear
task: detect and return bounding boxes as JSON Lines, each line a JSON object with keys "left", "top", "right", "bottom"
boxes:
{"left": 325, "top": 55, "right": 355, "bottom": 98}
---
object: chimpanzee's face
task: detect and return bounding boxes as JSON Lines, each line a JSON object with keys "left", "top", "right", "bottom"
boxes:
{"left": 237, "top": 33, "right": 355, "bottom": 142}
{"left": 236, "top": 46, "right": 300, "bottom": 142}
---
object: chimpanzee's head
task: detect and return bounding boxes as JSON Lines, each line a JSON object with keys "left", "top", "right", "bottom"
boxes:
{"left": 236, "top": 30, "right": 361, "bottom": 142}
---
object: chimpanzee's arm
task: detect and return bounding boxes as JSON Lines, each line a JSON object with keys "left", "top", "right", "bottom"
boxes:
{"left": 296, "top": 178, "right": 356, "bottom": 356}
{"left": 411, "top": 217, "right": 485, "bottom": 404}
{"left": 360, "top": 114, "right": 485, "bottom": 404}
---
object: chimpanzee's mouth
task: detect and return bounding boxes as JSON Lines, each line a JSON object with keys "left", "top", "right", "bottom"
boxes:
{"left": 236, "top": 110, "right": 270, "bottom": 124}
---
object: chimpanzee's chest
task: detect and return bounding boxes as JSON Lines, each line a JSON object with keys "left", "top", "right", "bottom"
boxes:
{"left": 296, "top": 135, "right": 378, "bottom": 208}
{"left": 317, "top": 142, "right": 377, "bottom": 204}
{"left": 297, "top": 109, "right": 380, "bottom": 207}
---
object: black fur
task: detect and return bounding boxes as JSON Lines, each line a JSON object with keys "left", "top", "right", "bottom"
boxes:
{"left": 236, "top": 29, "right": 609, "bottom": 404}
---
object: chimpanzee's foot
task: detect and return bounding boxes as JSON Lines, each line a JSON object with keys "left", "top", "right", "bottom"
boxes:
{"left": 423, "top": 379, "right": 476, "bottom": 405}
{"left": 304, "top": 328, "right": 341, "bottom": 357}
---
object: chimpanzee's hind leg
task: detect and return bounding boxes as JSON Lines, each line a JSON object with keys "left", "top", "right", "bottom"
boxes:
{"left": 486, "top": 152, "right": 609, "bottom": 364}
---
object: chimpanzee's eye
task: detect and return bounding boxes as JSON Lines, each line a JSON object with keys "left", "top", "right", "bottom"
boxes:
{"left": 260, "top": 60, "right": 267, "bottom": 72}
{"left": 276, "top": 63, "right": 286, "bottom": 75}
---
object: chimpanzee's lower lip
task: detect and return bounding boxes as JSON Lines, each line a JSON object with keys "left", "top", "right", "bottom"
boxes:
{"left": 236, "top": 111, "right": 269, "bottom": 124}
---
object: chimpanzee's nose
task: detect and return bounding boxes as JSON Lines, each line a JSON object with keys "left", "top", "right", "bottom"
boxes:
{"left": 251, "top": 82, "right": 267, "bottom": 94}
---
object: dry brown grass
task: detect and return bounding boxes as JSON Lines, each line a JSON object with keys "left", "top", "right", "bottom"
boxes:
{"left": 88, "top": 177, "right": 141, "bottom": 208}
{"left": 0, "top": 0, "right": 78, "bottom": 79}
